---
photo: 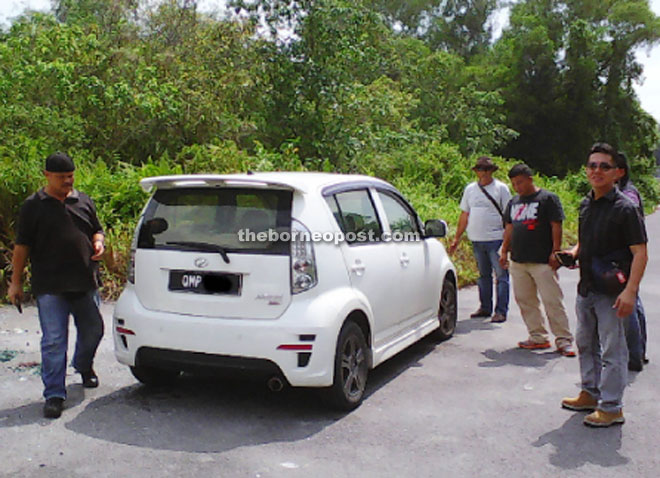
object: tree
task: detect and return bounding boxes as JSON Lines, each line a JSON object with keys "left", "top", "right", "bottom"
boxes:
{"left": 365, "top": 0, "right": 499, "bottom": 58}
{"left": 491, "top": 0, "right": 660, "bottom": 174}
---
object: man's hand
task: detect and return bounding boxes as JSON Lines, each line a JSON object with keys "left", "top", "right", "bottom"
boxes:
{"left": 448, "top": 240, "right": 459, "bottom": 255}
{"left": 614, "top": 288, "right": 636, "bottom": 318}
{"left": 549, "top": 252, "right": 561, "bottom": 271}
{"left": 91, "top": 238, "right": 105, "bottom": 261}
{"left": 8, "top": 281, "right": 23, "bottom": 308}
{"left": 9, "top": 245, "right": 28, "bottom": 308}
{"left": 499, "top": 252, "right": 509, "bottom": 270}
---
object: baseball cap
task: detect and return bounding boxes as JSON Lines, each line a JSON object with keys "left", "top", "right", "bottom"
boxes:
{"left": 45, "top": 152, "right": 75, "bottom": 172}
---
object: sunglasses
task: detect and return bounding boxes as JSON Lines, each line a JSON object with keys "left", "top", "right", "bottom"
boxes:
{"left": 586, "top": 161, "right": 616, "bottom": 171}
{"left": 473, "top": 166, "right": 493, "bottom": 171}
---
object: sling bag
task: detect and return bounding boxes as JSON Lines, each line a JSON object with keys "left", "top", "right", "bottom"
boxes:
{"left": 478, "top": 183, "right": 505, "bottom": 227}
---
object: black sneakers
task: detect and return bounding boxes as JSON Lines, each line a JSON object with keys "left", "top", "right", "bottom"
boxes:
{"left": 80, "top": 369, "right": 99, "bottom": 388}
{"left": 43, "top": 397, "right": 64, "bottom": 419}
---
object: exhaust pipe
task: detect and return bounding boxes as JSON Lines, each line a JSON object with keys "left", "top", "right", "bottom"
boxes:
{"left": 267, "top": 376, "right": 284, "bottom": 392}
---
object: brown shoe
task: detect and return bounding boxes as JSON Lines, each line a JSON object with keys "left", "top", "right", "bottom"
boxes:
{"left": 470, "top": 309, "right": 491, "bottom": 318}
{"left": 490, "top": 313, "right": 506, "bottom": 323}
{"left": 561, "top": 390, "right": 598, "bottom": 411}
{"left": 584, "top": 409, "right": 625, "bottom": 427}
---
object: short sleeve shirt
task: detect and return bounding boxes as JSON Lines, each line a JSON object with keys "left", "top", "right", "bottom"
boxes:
{"left": 577, "top": 188, "right": 647, "bottom": 296}
{"left": 504, "top": 188, "right": 564, "bottom": 263}
{"left": 459, "top": 179, "right": 511, "bottom": 242}
{"left": 15, "top": 188, "right": 104, "bottom": 295}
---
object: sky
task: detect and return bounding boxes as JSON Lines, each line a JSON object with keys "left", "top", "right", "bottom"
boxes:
{"left": 1, "top": 0, "right": 660, "bottom": 122}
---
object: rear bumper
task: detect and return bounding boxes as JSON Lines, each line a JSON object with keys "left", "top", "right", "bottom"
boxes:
{"left": 135, "top": 346, "right": 284, "bottom": 380}
{"left": 112, "top": 287, "right": 352, "bottom": 387}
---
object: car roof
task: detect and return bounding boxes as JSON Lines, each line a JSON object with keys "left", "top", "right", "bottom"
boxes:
{"left": 140, "top": 172, "right": 393, "bottom": 194}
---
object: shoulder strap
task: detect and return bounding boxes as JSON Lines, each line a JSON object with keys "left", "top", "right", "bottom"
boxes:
{"left": 478, "top": 183, "right": 504, "bottom": 219}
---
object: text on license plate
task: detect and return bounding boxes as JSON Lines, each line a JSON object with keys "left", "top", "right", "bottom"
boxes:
{"left": 168, "top": 271, "right": 241, "bottom": 295}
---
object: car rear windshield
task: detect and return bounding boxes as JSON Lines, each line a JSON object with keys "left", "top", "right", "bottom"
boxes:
{"left": 138, "top": 187, "right": 293, "bottom": 255}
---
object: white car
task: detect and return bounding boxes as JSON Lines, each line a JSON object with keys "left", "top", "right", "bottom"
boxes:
{"left": 113, "top": 172, "right": 457, "bottom": 409}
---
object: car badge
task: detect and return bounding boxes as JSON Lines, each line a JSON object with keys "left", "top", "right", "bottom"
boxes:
{"left": 194, "top": 257, "right": 209, "bottom": 268}
{"left": 256, "top": 293, "right": 283, "bottom": 305}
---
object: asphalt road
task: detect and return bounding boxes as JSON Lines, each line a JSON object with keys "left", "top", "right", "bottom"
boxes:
{"left": 2, "top": 210, "right": 659, "bottom": 478}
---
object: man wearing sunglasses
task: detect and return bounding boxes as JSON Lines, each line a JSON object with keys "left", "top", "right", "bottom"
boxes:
{"left": 561, "top": 142, "right": 647, "bottom": 427}
{"left": 449, "top": 156, "right": 511, "bottom": 323}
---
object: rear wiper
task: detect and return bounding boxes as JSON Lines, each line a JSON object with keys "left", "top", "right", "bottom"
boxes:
{"left": 165, "top": 241, "right": 230, "bottom": 264}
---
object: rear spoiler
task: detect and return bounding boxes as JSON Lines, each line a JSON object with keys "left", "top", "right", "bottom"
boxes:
{"left": 140, "top": 175, "right": 301, "bottom": 193}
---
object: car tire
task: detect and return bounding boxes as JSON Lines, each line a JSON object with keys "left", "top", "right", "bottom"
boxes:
{"left": 130, "top": 365, "right": 180, "bottom": 386}
{"left": 323, "top": 321, "right": 369, "bottom": 411}
{"left": 434, "top": 276, "right": 457, "bottom": 341}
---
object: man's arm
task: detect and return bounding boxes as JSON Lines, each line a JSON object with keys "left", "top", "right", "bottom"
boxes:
{"left": 614, "top": 243, "right": 647, "bottom": 318}
{"left": 499, "top": 223, "right": 513, "bottom": 269}
{"left": 548, "top": 221, "right": 562, "bottom": 270}
{"left": 448, "top": 211, "right": 469, "bottom": 255}
{"left": 8, "top": 244, "right": 29, "bottom": 306}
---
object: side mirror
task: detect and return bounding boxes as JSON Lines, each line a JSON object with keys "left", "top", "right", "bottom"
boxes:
{"left": 424, "top": 219, "right": 447, "bottom": 238}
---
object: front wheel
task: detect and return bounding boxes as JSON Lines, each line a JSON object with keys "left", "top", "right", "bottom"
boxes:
{"left": 434, "top": 276, "right": 457, "bottom": 341}
{"left": 322, "top": 322, "right": 369, "bottom": 411}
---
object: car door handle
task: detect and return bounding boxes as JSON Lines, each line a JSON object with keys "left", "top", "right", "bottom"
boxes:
{"left": 400, "top": 254, "right": 410, "bottom": 267}
{"left": 350, "top": 261, "right": 366, "bottom": 276}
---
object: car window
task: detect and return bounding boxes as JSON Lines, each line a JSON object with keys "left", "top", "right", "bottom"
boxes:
{"left": 138, "top": 187, "right": 292, "bottom": 254}
{"left": 326, "top": 190, "right": 383, "bottom": 244}
{"left": 377, "top": 191, "right": 420, "bottom": 236}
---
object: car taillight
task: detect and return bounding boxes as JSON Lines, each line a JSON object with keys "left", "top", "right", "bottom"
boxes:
{"left": 127, "top": 220, "right": 139, "bottom": 284}
{"left": 291, "top": 219, "right": 317, "bottom": 294}
{"left": 127, "top": 248, "right": 135, "bottom": 284}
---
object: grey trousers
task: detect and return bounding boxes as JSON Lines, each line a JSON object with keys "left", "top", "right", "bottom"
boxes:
{"left": 575, "top": 292, "right": 629, "bottom": 413}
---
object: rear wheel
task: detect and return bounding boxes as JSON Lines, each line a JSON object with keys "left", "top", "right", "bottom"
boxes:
{"left": 130, "top": 365, "right": 180, "bottom": 386}
{"left": 323, "top": 322, "right": 369, "bottom": 411}
{"left": 434, "top": 276, "right": 457, "bottom": 341}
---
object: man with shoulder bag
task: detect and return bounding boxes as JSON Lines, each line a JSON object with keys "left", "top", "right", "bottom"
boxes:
{"left": 449, "top": 156, "right": 511, "bottom": 323}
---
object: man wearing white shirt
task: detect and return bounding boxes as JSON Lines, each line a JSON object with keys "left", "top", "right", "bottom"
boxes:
{"left": 449, "top": 156, "right": 511, "bottom": 323}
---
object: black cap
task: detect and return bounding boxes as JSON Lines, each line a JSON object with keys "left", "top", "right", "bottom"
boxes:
{"left": 45, "top": 152, "right": 75, "bottom": 172}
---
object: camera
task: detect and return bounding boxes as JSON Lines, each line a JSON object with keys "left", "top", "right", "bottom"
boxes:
{"left": 555, "top": 251, "right": 577, "bottom": 268}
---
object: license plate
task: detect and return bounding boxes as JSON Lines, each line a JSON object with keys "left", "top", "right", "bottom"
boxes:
{"left": 168, "top": 271, "right": 241, "bottom": 295}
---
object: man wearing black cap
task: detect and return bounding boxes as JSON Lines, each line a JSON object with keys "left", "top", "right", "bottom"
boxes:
{"left": 449, "top": 156, "right": 511, "bottom": 323}
{"left": 8, "top": 152, "right": 105, "bottom": 419}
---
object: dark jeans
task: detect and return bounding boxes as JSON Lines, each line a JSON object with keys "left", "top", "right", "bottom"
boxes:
{"left": 472, "top": 240, "right": 509, "bottom": 316}
{"left": 624, "top": 296, "right": 647, "bottom": 366}
{"left": 36, "top": 291, "right": 104, "bottom": 400}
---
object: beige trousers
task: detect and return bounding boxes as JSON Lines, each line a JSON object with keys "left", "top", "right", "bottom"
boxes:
{"left": 509, "top": 261, "right": 573, "bottom": 346}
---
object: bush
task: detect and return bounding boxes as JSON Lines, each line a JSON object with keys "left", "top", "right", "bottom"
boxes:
{"left": 2, "top": 139, "right": 658, "bottom": 299}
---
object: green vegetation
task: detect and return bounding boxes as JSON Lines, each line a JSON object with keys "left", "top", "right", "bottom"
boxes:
{"left": 1, "top": 0, "right": 659, "bottom": 299}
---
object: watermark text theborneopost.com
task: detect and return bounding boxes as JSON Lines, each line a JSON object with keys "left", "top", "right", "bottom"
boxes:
{"left": 238, "top": 228, "right": 420, "bottom": 245}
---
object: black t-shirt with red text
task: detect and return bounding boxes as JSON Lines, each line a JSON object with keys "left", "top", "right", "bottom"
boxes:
{"left": 504, "top": 188, "right": 564, "bottom": 264}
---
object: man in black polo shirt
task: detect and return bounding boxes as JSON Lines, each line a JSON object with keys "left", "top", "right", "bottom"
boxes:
{"left": 8, "top": 152, "right": 105, "bottom": 419}
{"left": 561, "top": 143, "right": 647, "bottom": 427}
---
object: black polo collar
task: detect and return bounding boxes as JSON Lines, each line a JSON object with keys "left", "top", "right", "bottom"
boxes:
{"left": 588, "top": 187, "right": 617, "bottom": 203}
{"left": 36, "top": 188, "right": 80, "bottom": 201}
